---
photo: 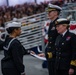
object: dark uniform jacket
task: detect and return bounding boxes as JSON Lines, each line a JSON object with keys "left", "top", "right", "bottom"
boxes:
{"left": 55, "top": 30, "right": 76, "bottom": 70}
{"left": 46, "top": 17, "right": 59, "bottom": 61}
{"left": 1, "top": 36, "right": 29, "bottom": 74}
{"left": 0, "top": 33, "right": 6, "bottom": 50}
{"left": 0, "top": 40, "right": 4, "bottom": 50}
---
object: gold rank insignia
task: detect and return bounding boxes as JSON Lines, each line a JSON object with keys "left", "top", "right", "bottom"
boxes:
{"left": 47, "top": 52, "right": 52, "bottom": 58}
{"left": 47, "top": 8, "right": 56, "bottom": 12}
{"left": 70, "top": 60, "right": 76, "bottom": 66}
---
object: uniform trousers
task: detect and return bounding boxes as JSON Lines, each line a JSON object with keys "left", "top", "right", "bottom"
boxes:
{"left": 2, "top": 68, "right": 21, "bottom": 75}
{"left": 55, "top": 69, "right": 76, "bottom": 75}
{"left": 47, "top": 60, "right": 55, "bottom": 75}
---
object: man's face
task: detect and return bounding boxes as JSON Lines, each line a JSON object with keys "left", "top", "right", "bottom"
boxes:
{"left": 48, "top": 10, "right": 57, "bottom": 20}
{"left": 56, "top": 24, "right": 67, "bottom": 34}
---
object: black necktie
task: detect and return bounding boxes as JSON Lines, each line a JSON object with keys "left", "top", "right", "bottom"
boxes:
{"left": 60, "top": 34, "right": 63, "bottom": 38}
{"left": 58, "top": 34, "right": 63, "bottom": 45}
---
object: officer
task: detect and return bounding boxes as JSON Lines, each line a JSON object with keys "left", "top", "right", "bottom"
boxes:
{"left": 55, "top": 18, "right": 76, "bottom": 75}
{"left": 1, "top": 22, "right": 30, "bottom": 75}
{"left": 45, "top": 4, "right": 62, "bottom": 75}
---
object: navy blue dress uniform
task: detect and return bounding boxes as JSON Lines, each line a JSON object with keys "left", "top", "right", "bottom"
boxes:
{"left": 45, "top": 4, "right": 62, "bottom": 75}
{"left": 1, "top": 22, "right": 30, "bottom": 75}
{"left": 55, "top": 18, "right": 76, "bottom": 75}
{"left": 0, "top": 27, "right": 5, "bottom": 50}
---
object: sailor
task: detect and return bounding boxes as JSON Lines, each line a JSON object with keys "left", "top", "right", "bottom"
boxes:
{"left": 1, "top": 22, "right": 30, "bottom": 75}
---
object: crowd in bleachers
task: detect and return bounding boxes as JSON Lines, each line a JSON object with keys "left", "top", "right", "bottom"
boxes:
{"left": 0, "top": 0, "right": 76, "bottom": 27}
{"left": 0, "top": 0, "right": 66, "bottom": 27}
{"left": 64, "top": 0, "right": 76, "bottom": 4}
{"left": 0, "top": 2, "right": 48, "bottom": 27}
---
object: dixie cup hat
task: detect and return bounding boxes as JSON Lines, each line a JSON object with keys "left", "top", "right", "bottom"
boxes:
{"left": 5, "top": 22, "right": 21, "bottom": 29}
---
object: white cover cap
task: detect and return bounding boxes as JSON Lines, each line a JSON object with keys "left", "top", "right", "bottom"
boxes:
{"left": 55, "top": 18, "right": 70, "bottom": 25}
{"left": 48, "top": 3, "right": 62, "bottom": 10}
{"left": 5, "top": 22, "right": 21, "bottom": 29}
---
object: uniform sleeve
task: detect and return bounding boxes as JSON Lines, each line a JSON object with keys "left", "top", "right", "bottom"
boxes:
{"left": 0, "top": 40, "right": 4, "bottom": 50}
{"left": 42, "top": 21, "right": 46, "bottom": 36}
{"left": 70, "top": 34, "right": 76, "bottom": 69}
{"left": 10, "top": 40, "right": 25, "bottom": 74}
{"left": 22, "top": 46, "right": 30, "bottom": 55}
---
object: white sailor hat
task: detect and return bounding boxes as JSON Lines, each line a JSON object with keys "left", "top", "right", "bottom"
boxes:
{"left": 55, "top": 18, "right": 70, "bottom": 26}
{"left": 46, "top": 3, "right": 62, "bottom": 12}
{"left": 5, "top": 22, "right": 21, "bottom": 29}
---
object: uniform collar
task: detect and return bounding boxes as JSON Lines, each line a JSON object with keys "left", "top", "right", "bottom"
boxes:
{"left": 62, "top": 30, "right": 67, "bottom": 37}
{"left": 51, "top": 17, "right": 59, "bottom": 23}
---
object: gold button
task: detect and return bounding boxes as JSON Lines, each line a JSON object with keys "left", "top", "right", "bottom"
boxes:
{"left": 59, "top": 57, "right": 61, "bottom": 59}
{"left": 50, "top": 37, "right": 52, "bottom": 38}
{"left": 56, "top": 48, "right": 58, "bottom": 50}
{"left": 59, "top": 53, "right": 61, "bottom": 54}
{"left": 50, "top": 42, "right": 52, "bottom": 43}
{"left": 49, "top": 47, "right": 51, "bottom": 48}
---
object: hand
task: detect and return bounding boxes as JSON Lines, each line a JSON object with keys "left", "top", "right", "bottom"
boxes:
{"left": 22, "top": 74, "right": 26, "bottom": 75}
{"left": 69, "top": 68, "right": 74, "bottom": 75}
{"left": 38, "top": 53, "right": 45, "bottom": 57}
{"left": 30, "top": 51, "right": 35, "bottom": 54}
{"left": 21, "top": 72, "right": 26, "bottom": 75}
